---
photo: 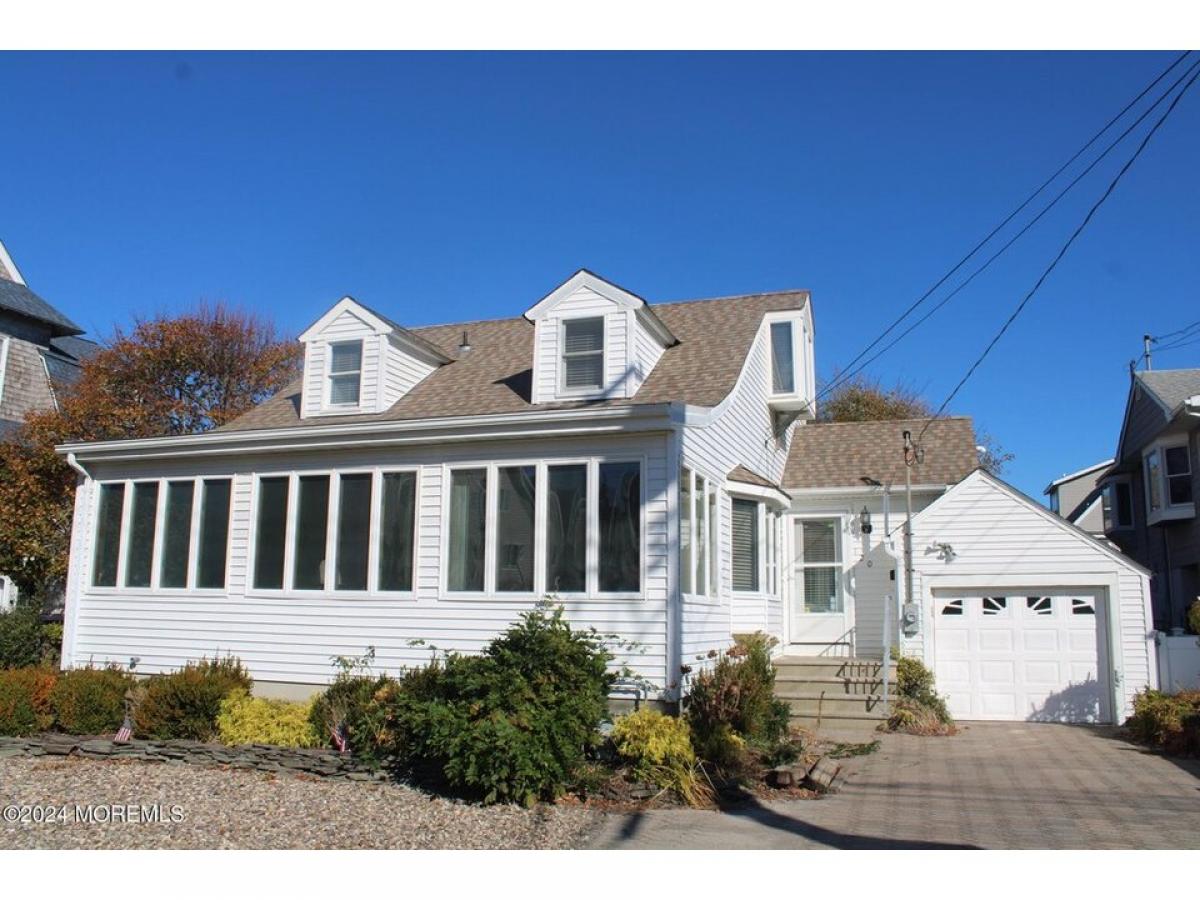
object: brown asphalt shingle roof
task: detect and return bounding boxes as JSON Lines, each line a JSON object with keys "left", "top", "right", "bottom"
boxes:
{"left": 221, "top": 290, "right": 809, "bottom": 432}
{"left": 726, "top": 464, "right": 784, "bottom": 490}
{"left": 783, "top": 417, "right": 978, "bottom": 490}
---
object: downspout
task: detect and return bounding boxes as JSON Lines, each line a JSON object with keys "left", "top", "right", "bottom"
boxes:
{"left": 66, "top": 451, "right": 90, "bottom": 480}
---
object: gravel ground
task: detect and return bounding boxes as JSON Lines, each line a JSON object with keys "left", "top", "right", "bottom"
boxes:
{"left": 0, "top": 756, "right": 601, "bottom": 849}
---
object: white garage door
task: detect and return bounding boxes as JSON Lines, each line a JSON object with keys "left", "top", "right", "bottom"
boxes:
{"left": 932, "top": 591, "right": 1110, "bottom": 723}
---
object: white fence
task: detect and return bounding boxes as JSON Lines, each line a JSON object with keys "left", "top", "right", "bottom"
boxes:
{"left": 1156, "top": 633, "right": 1200, "bottom": 693}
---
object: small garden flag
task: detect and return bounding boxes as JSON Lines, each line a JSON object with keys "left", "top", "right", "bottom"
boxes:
{"left": 114, "top": 714, "right": 133, "bottom": 743}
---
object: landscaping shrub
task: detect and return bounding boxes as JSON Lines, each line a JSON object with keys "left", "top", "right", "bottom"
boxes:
{"left": 216, "top": 690, "right": 322, "bottom": 748}
{"left": 0, "top": 667, "right": 57, "bottom": 736}
{"left": 1188, "top": 599, "right": 1200, "bottom": 637}
{"left": 1125, "top": 689, "right": 1200, "bottom": 756}
{"left": 888, "top": 654, "right": 954, "bottom": 733}
{"left": 0, "top": 604, "right": 51, "bottom": 669}
{"left": 49, "top": 666, "right": 134, "bottom": 735}
{"left": 134, "top": 657, "right": 252, "bottom": 741}
{"left": 684, "top": 632, "right": 791, "bottom": 772}
{"left": 309, "top": 673, "right": 396, "bottom": 763}
{"left": 372, "top": 605, "right": 613, "bottom": 805}
{"left": 611, "top": 708, "right": 710, "bottom": 806}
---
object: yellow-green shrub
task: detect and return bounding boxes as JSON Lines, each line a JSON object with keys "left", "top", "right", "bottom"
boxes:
{"left": 612, "top": 708, "right": 710, "bottom": 806}
{"left": 216, "top": 689, "right": 322, "bottom": 748}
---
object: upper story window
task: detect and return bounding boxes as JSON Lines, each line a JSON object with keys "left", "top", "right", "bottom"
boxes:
{"left": 561, "top": 317, "right": 604, "bottom": 392}
{"left": 328, "top": 340, "right": 363, "bottom": 407}
{"left": 1144, "top": 439, "right": 1193, "bottom": 522}
{"left": 770, "top": 321, "right": 796, "bottom": 394}
{"left": 1102, "top": 479, "right": 1133, "bottom": 531}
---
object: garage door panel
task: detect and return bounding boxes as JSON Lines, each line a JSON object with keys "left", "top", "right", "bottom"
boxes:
{"left": 933, "top": 590, "right": 1109, "bottom": 724}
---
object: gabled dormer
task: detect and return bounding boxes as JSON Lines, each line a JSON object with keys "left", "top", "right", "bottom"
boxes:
{"left": 298, "top": 296, "right": 450, "bottom": 418}
{"left": 524, "top": 270, "right": 676, "bottom": 403}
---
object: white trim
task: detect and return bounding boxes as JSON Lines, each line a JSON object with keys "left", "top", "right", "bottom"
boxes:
{"left": 726, "top": 480, "right": 791, "bottom": 509}
{"left": 0, "top": 240, "right": 26, "bottom": 286}
{"left": 524, "top": 270, "right": 676, "bottom": 346}
{"left": 323, "top": 338, "right": 364, "bottom": 411}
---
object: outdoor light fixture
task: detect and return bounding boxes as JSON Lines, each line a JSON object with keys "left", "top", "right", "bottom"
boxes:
{"left": 859, "top": 506, "right": 873, "bottom": 535}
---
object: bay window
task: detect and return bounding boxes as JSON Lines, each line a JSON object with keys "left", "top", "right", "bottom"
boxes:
{"left": 598, "top": 461, "right": 640, "bottom": 592}
{"left": 92, "top": 477, "right": 232, "bottom": 591}
{"left": 496, "top": 466, "right": 536, "bottom": 592}
{"left": 679, "top": 468, "right": 719, "bottom": 598}
{"left": 1143, "top": 440, "right": 1194, "bottom": 521}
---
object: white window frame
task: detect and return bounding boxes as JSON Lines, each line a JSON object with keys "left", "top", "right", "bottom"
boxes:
{"left": 1143, "top": 438, "right": 1195, "bottom": 524}
{"left": 441, "top": 455, "right": 646, "bottom": 601}
{"left": 680, "top": 467, "right": 721, "bottom": 602}
{"left": 86, "top": 476, "right": 233, "bottom": 596}
{"left": 730, "top": 495, "right": 762, "bottom": 595}
{"left": 0, "top": 336, "right": 9, "bottom": 406}
{"left": 246, "top": 467, "right": 421, "bottom": 600}
{"left": 558, "top": 315, "right": 606, "bottom": 396}
{"left": 793, "top": 515, "right": 845, "bottom": 615}
{"left": 768, "top": 319, "right": 797, "bottom": 397}
{"left": 324, "top": 339, "right": 364, "bottom": 410}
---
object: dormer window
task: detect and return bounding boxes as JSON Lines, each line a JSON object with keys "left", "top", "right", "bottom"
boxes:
{"left": 328, "top": 340, "right": 363, "bottom": 407}
{"left": 770, "top": 321, "right": 796, "bottom": 394}
{"left": 561, "top": 317, "right": 604, "bottom": 392}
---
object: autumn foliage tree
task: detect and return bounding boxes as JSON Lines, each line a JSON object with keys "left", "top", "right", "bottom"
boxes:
{"left": 0, "top": 304, "right": 302, "bottom": 598}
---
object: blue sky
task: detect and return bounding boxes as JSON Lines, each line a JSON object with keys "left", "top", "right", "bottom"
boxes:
{"left": 1, "top": 51, "right": 1197, "bottom": 498}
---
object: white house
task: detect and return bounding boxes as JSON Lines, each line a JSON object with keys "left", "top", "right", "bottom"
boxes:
{"left": 54, "top": 270, "right": 1155, "bottom": 724}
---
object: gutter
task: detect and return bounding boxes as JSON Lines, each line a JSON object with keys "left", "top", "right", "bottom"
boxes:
{"left": 56, "top": 403, "right": 683, "bottom": 463}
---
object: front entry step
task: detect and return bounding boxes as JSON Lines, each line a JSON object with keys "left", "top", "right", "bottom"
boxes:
{"left": 773, "top": 656, "right": 896, "bottom": 739}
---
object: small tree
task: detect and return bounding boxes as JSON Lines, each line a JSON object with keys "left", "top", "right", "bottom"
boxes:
{"left": 0, "top": 304, "right": 301, "bottom": 597}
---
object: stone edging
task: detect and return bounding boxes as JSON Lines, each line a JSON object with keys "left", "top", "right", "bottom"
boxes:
{"left": 0, "top": 734, "right": 386, "bottom": 781}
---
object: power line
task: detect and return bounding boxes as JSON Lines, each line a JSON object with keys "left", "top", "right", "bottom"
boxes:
{"left": 822, "top": 53, "right": 1200, "bottom": 399}
{"left": 1154, "top": 333, "right": 1200, "bottom": 355}
{"left": 917, "top": 64, "right": 1200, "bottom": 445}
{"left": 1152, "top": 318, "right": 1200, "bottom": 343}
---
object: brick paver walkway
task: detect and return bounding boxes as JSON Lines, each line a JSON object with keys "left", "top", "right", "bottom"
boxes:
{"left": 589, "top": 722, "right": 1200, "bottom": 849}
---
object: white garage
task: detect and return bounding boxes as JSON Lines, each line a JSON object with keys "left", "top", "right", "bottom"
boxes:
{"left": 908, "top": 469, "right": 1156, "bottom": 724}
{"left": 932, "top": 590, "right": 1110, "bottom": 722}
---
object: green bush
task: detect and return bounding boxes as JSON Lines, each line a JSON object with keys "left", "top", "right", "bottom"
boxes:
{"left": 612, "top": 708, "right": 709, "bottom": 806}
{"left": 216, "top": 690, "right": 322, "bottom": 748}
{"left": 0, "top": 605, "right": 51, "bottom": 669}
{"left": 309, "top": 674, "right": 396, "bottom": 763}
{"left": 373, "top": 605, "right": 614, "bottom": 805}
{"left": 894, "top": 655, "right": 953, "bottom": 727}
{"left": 1126, "top": 689, "right": 1200, "bottom": 755}
{"left": 134, "top": 657, "right": 252, "bottom": 741}
{"left": 684, "top": 632, "right": 791, "bottom": 771}
{"left": 0, "top": 667, "right": 58, "bottom": 736}
{"left": 50, "top": 667, "right": 134, "bottom": 735}
{"left": 1187, "top": 600, "right": 1200, "bottom": 637}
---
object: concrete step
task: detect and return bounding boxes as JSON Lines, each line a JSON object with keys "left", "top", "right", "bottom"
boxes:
{"left": 774, "top": 657, "right": 896, "bottom": 680}
{"left": 779, "top": 693, "right": 888, "bottom": 718}
{"left": 788, "top": 714, "right": 885, "bottom": 743}
{"left": 774, "top": 675, "right": 885, "bottom": 696}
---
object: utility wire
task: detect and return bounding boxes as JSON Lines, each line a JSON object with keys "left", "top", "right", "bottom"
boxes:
{"left": 823, "top": 53, "right": 1200, "bottom": 399}
{"left": 1154, "top": 331, "right": 1200, "bottom": 354}
{"left": 917, "top": 64, "right": 1200, "bottom": 445}
{"left": 818, "top": 49, "right": 1192, "bottom": 402}
{"left": 1153, "top": 318, "right": 1200, "bottom": 343}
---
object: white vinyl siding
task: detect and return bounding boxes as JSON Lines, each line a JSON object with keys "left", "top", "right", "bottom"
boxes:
{"left": 64, "top": 434, "right": 670, "bottom": 693}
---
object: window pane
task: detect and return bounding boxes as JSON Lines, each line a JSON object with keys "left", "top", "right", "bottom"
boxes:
{"left": 1146, "top": 451, "right": 1162, "bottom": 510}
{"left": 496, "top": 466, "right": 536, "bottom": 592}
{"left": 563, "top": 318, "right": 604, "bottom": 353}
{"left": 329, "top": 373, "right": 360, "bottom": 405}
{"left": 564, "top": 355, "right": 603, "bottom": 389}
{"left": 159, "top": 481, "right": 194, "bottom": 588}
{"left": 803, "top": 567, "right": 841, "bottom": 613}
{"left": 731, "top": 498, "right": 759, "bottom": 592}
{"left": 253, "top": 477, "right": 289, "bottom": 590}
{"left": 680, "top": 470, "right": 692, "bottom": 594}
{"left": 1165, "top": 445, "right": 1190, "bottom": 476}
{"left": 547, "top": 464, "right": 587, "bottom": 593}
{"left": 92, "top": 483, "right": 125, "bottom": 587}
{"left": 125, "top": 482, "right": 159, "bottom": 588}
{"left": 801, "top": 520, "right": 838, "bottom": 563}
{"left": 708, "top": 489, "right": 719, "bottom": 596}
{"left": 599, "top": 462, "right": 640, "bottom": 592}
{"left": 695, "top": 475, "right": 707, "bottom": 595}
{"left": 1116, "top": 481, "right": 1133, "bottom": 526}
{"left": 335, "top": 474, "right": 372, "bottom": 591}
{"left": 197, "top": 479, "right": 231, "bottom": 589}
{"left": 1169, "top": 474, "right": 1193, "bottom": 505}
{"left": 330, "top": 341, "right": 362, "bottom": 373}
{"left": 379, "top": 472, "right": 416, "bottom": 592}
{"left": 770, "top": 321, "right": 795, "bottom": 393}
{"left": 294, "top": 475, "right": 330, "bottom": 590}
{"left": 448, "top": 469, "right": 487, "bottom": 592}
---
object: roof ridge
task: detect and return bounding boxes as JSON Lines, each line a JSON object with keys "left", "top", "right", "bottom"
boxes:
{"left": 653, "top": 289, "right": 810, "bottom": 308}
{"left": 803, "top": 416, "right": 973, "bottom": 427}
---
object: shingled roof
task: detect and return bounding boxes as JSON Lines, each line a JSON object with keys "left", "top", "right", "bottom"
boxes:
{"left": 221, "top": 290, "right": 809, "bottom": 432}
{"left": 783, "top": 417, "right": 978, "bottom": 490}
{"left": 1136, "top": 369, "right": 1200, "bottom": 413}
{"left": 0, "top": 278, "right": 83, "bottom": 337}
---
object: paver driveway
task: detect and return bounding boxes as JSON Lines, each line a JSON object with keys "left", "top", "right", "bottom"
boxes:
{"left": 590, "top": 722, "right": 1200, "bottom": 849}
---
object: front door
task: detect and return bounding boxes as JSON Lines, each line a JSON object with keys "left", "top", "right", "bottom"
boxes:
{"left": 788, "top": 518, "right": 850, "bottom": 654}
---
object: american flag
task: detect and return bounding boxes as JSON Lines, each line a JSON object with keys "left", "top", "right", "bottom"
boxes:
{"left": 330, "top": 724, "right": 348, "bottom": 753}
{"left": 114, "top": 714, "right": 133, "bottom": 743}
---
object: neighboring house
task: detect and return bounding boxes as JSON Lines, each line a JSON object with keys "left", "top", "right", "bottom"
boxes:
{"left": 54, "top": 269, "right": 1155, "bottom": 724}
{"left": 1103, "top": 368, "right": 1200, "bottom": 631}
{"left": 0, "top": 239, "right": 96, "bottom": 611}
{"left": 1043, "top": 458, "right": 1113, "bottom": 537}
